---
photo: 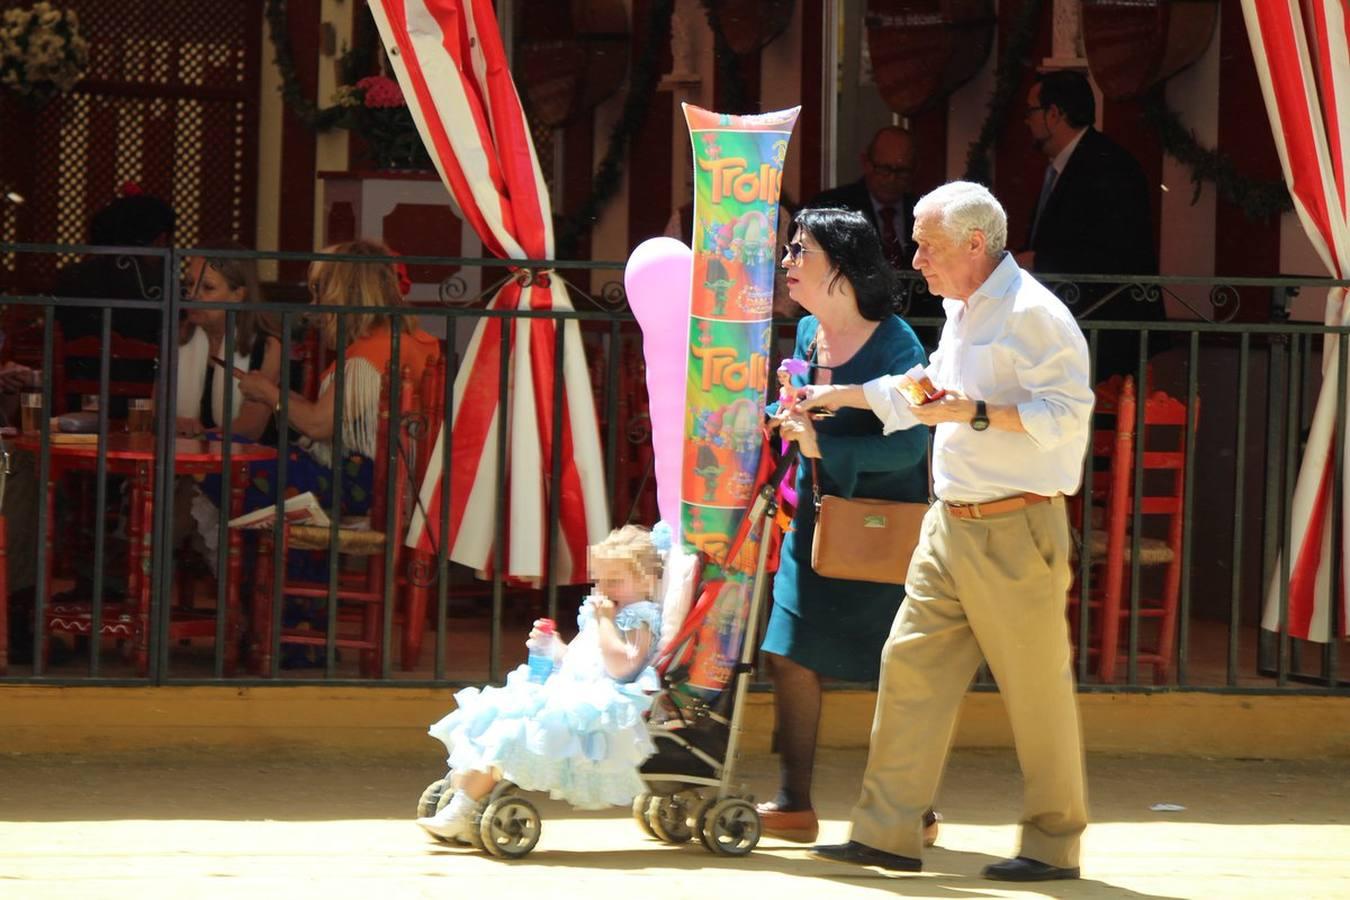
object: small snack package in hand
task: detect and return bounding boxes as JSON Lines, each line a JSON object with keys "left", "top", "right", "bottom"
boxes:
{"left": 896, "top": 364, "right": 947, "bottom": 406}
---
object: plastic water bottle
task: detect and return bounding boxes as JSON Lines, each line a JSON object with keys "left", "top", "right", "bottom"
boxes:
{"left": 527, "top": 618, "right": 556, "bottom": 683}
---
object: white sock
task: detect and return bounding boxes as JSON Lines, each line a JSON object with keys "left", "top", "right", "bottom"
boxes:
{"left": 416, "top": 789, "right": 477, "bottom": 840}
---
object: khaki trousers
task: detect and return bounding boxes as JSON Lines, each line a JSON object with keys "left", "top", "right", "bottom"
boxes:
{"left": 849, "top": 496, "right": 1088, "bottom": 868}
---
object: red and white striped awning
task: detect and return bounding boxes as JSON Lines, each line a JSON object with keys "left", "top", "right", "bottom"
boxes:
{"left": 1244, "top": 0, "right": 1350, "bottom": 640}
{"left": 370, "top": 0, "right": 609, "bottom": 582}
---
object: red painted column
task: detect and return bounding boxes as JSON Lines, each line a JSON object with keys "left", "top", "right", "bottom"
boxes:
{"left": 276, "top": 0, "right": 321, "bottom": 282}
{"left": 797, "top": 1, "right": 823, "bottom": 204}
{"left": 1214, "top": 2, "right": 1281, "bottom": 321}
{"left": 909, "top": 105, "right": 948, "bottom": 200}
{"left": 625, "top": 0, "right": 675, "bottom": 248}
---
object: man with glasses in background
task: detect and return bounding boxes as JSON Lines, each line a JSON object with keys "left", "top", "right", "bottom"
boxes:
{"left": 808, "top": 126, "right": 942, "bottom": 336}
{"left": 808, "top": 126, "right": 918, "bottom": 272}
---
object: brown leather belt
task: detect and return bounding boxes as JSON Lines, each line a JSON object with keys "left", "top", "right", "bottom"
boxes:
{"left": 944, "top": 492, "right": 1053, "bottom": 520}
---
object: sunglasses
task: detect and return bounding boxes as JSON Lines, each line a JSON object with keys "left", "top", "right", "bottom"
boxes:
{"left": 783, "top": 241, "right": 825, "bottom": 264}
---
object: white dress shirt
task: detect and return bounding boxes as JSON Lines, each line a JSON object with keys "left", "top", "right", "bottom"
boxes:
{"left": 1051, "top": 126, "right": 1088, "bottom": 179}
{"left": 863, "top": 253, "right": 1094, "bottom": 503}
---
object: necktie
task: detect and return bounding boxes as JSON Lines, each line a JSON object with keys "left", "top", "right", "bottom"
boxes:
{"left": 877, "top": 205, "right": 904, "bottom": 268}
{"left": 1029, "top": 164, "right": 1058, "bottom": 246}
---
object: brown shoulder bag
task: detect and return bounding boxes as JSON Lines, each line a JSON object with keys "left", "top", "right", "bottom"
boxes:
{"left": 809, "top": 458, "right": 929, "bottom": 585}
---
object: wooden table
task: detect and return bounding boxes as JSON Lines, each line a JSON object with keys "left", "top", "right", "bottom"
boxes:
{"left": 17, "top": 434, "right": 276, "bottom": 675}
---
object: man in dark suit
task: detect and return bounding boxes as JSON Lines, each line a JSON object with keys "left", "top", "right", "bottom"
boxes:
{"left": 808, "top": 127, "right": 941, "bottom": 332}
{"left": 1017, "top": 70, "right": 1162, "bottom": 380}
{"left": 808, "top": 126, "right": 918, "bottom": 272}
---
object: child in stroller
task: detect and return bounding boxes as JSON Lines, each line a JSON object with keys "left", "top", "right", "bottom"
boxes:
{"left": 416, "top": 525, "right": 665, "bottom": 848}
{"left": 416, "top": 440, "right": 796, "bottom": 859}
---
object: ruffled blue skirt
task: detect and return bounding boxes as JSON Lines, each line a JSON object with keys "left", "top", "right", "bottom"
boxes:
{"left": 430, "top": 665, "right": 656, "bottom": 809}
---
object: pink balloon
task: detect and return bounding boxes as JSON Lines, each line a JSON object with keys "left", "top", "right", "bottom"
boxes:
{"left": 624, "top": 237, "right": 693, "bottom": 528}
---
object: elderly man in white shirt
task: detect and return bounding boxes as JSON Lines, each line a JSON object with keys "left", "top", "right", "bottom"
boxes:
{"left": 789, "top": 181, "right": 1093, "bottom": 882}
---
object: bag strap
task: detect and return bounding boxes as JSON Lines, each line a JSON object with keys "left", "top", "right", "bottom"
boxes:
{"left": 803, "top": 324, "right": 937, "bottom": 508}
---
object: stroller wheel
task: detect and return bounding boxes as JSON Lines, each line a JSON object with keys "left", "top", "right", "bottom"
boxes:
{"left": 632, "top": 792, "right": 656, "bottom": 838}
{"left": 701, "top": 798, "right": 760, "bottom": 857}
{"left": 417, "top": 777, "right": 450, "bottom": 819}
{"left": 646, "top": 794, "right": 693, "bottom": 844}
{"left": 478, "top": 796, "right": 542, "bottom": 859}
{"left": 693, "top": 797, "right": 716, "bottom": 851}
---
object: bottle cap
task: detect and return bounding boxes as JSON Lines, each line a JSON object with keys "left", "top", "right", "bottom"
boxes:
{"left": 536, "top": 618, "right": 555, "bottom": 635}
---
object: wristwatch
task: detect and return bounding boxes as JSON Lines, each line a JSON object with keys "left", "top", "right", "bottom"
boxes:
{"left": 971, "top": 400, "right": 990, "bottom": 432}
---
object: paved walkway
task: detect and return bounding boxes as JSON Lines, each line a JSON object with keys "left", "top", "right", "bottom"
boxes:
{"left": 2, "top": 747, "right": 1347, "bottom": 899}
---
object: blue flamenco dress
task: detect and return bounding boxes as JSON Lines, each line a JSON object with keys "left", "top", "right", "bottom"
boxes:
{"left": 429, "top": 597, "right": 662, "bottom": 809}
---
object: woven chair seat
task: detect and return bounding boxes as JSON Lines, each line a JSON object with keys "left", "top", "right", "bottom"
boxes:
{"left": 1083, "top": 529, "right": 1175, "bottom": 566}
{"left": 288, "top": 521, "right": 386, "bottom": 554}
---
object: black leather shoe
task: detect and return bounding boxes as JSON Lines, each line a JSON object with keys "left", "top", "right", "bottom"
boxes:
{"left": 981, "top": 856, "right": 1080, "bottom": 881}
{"left": 811, "top": 841, "right": 922, "bottom": 872}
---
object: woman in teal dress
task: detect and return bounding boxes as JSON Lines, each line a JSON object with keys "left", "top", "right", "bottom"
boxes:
{"left": 759, "top": 207, "right": 930, "bottom": 843}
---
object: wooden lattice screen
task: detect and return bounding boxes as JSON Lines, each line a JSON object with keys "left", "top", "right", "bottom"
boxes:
{"left": 0, "top": 0, "right": 261, "bottom": 287}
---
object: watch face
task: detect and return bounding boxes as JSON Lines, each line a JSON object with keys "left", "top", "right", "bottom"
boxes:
{"left": 972, "top": 400, "right": 989, "bottom": 431}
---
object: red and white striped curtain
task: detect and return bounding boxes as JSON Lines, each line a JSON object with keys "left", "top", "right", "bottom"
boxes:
{"left": 369, "top": 0, "right": 609, "bottom": 583}
{"left": 1244, "top": 0, "right": 1350, "bottom": 640}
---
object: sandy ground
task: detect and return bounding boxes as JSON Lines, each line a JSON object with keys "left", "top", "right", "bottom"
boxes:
{"left": 1, "top": 747, "right": 1348, "bottom": 899}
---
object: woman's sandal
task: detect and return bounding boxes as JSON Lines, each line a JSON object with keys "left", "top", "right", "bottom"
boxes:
{"left": 756, "top": 801, "right": 820, "bottom": 843}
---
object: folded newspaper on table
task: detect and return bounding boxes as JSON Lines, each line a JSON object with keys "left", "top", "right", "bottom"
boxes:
{"left": 228, "top": 491, "right": 331, "bottom": 529}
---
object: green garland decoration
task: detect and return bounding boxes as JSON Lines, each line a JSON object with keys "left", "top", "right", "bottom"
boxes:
{"left": 962, "top": 0, "right": 1044, "bottom": 184}
{"left": 1139, "top": 89, "right": 1291, "bottom": 221}
{"left": 264, "top": 0, "right": 376, "bottom": 132}
{"left": 697, "top": 0, "right": 749, "bottom": 114}
{"left": 960, "top": 1, "right": 1291, "bottom": 222}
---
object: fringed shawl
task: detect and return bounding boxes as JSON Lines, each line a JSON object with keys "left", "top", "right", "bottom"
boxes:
{"left": 307, "top": 324, "right": 439, "bottom": 468}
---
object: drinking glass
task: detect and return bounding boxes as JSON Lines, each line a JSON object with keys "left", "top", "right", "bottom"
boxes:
{"left": 19, "top": 391, "right": 42, "bottom": 433}
{"left": 127, "top": 397, "right": 154, "bottom": 434}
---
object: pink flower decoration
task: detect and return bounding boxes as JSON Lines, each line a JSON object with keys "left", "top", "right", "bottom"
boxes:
{"left": 356, "top": 75, "right": 405, "bottom": 109}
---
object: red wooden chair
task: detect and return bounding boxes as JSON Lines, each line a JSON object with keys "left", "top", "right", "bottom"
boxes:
{"left": 53, "top": 326, "right": 159, "bottom": 413}
{"left": 248, "top": 363, "right": 425, "bottom": 677}
{"left": 400, "top": 352, "right": 446, "bottom": 671}
{"left": 1071, "top": 375, "right": 1198, "bottom": 684}
{"left": 0, "top": 517, "right": 9, "bottom": 674}
{"left": 1069, "top": 378, "right": 1135, "bottom": 682}
{"left": 40, "top": 445, "right": 259, "bottom": 677}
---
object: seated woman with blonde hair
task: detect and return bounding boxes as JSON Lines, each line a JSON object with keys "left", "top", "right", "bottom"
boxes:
{"left": 195, "top": 241, "right": 436, "bottom": 665}
{"left": 233, "top": 238, "right": 440, "bottom": 522}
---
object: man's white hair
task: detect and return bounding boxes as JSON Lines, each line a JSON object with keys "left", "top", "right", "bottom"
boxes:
{"left": 913, "top": 181, "right": 1007, "bottom": 258}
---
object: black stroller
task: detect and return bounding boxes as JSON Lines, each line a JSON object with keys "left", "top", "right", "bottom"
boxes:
{"left": 417, "top": 441, "right": 796, "bottom": 859}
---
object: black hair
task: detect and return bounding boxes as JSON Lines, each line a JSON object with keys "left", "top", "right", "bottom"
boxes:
{"left": 89, "top": 195, "right": 177, "bottom": 246}
{"left": 1034, "top": 70, "right": 1096, "bottom": 129}
{"left": 791, "top": 207, "right": 896, "bottom": 321}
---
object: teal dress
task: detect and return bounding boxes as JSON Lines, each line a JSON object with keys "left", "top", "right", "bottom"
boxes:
{"left": 761, "top": 315, "right": 929, "bottom": 682}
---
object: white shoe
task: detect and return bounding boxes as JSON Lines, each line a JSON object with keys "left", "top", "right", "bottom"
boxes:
{"left": 416, "top": 790, "right": 475, "bottom": 841}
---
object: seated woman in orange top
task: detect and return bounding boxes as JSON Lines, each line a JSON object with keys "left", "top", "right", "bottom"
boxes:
{"left": 229, "top": 240, "right": 438, "bottom": 664}
{"left": 233, "top": 239, "right": 438, "bottom": 522}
